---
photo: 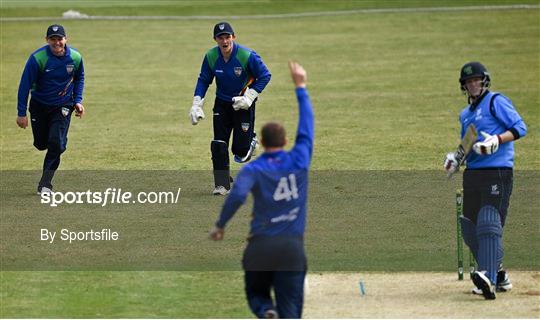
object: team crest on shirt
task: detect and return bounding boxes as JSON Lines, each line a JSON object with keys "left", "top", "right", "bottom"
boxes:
{"left": 475, "top": 108, "right": 482, "bottom": 121}
{"left": 241, "top": 122, "right": 250, "bottom": 132}
{"left": 491, "top": 184, "right": 500, "bottom": 195}
{"left": 61, "top": 107, "right": 70, "bottom": 117}
{"left": 66, "top": 64, "right": 74, "bottom": 74}
{"left": 234, "top": 67, "right": 243, "bottom": 77}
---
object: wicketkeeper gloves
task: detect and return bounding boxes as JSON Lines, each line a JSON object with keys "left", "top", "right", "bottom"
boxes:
{"left": 190, "top": 96, "right": 205, "bottom": 125}
{"left": 473, "top": 131, "right": 501, "bottom": 155}
{"left": 232, "top": 88, "right": 258, "bottom": 111}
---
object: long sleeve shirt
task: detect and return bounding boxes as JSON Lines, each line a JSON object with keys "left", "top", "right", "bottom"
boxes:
{"left": 17, "top": 45, "right": 84, "bottom": 116}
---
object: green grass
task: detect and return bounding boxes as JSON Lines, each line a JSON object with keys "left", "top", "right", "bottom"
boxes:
{"left": 1, "top": 0, "right": 539, "bottom": 17}
{"left": 1, "top": 1, "right": 539, "bottom": 317}
{"left": 0, "top": 271, "right": 252, "bottom": 318}
{"left": 2, "top": 171, "right": 538, "bottom": 272}
{"left": 1, "top": 7, "right": 538, "bottom": 171}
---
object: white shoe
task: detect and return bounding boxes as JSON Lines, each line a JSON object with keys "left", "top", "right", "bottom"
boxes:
{"left": 472, "top": 271, "right": 496, "bottom": 300}
{"left": 212, "top": 186, "right": 230, "bottom": 196}
{"left": 251, "top": 136, "right": 258, "bottom": 157}
{"left": 264, "top": 309, "right": 278, "bottom": 319}
{"left": 472, "top": 287, "right": 483, "bottom": 295}
{"left": 37, "top": 186, "right": 53, "bottom": 195}
{"left": 496, "top": 270, "right": 512, "bottom": 292}
{"left": 473, "top": 270, "right": 512, "bottom": 294}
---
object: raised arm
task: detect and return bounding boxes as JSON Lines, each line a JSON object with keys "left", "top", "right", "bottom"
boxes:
{"left": 289, "top": 61, "right": 314, "bottom": 167}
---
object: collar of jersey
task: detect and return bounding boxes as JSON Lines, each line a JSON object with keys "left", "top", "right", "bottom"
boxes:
{"left": 468, "top": 90, "right": 490, "bottom": 111}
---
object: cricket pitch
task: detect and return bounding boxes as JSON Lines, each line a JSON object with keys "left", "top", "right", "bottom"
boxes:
{"left": 304, "top": 271, "right": 540, "bottom": 318}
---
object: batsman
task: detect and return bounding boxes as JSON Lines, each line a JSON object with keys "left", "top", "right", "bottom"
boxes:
{"left": 189, "top": 22, "right": 271, "bottom": 195}
{"left": 444, "top": 62, "right": 527, "bottom": 300}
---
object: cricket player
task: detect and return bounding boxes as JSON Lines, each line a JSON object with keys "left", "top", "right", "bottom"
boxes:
{"left": 444, "top": 62, "right": 527, "bottom": 300}
{"left": 210, "top": 61, "right": 313, "bottom": 318}
{"left": 189, "top": 22, "right": 271, "bottom": 195}
{"left": 17, "top": 24, "right": 85, "bottom": 194}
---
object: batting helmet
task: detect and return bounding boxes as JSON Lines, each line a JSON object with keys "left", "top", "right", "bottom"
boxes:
{"left": 459, "top": 62, "right": 490, "bottom": 92}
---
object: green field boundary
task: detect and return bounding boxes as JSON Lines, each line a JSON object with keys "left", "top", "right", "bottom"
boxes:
{"left": 2, "top": 4, "right": 540, "bottom": 21}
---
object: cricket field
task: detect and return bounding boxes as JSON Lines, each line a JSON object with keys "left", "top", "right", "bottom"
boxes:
{"left": 1, "top": 0, "right": 539, "bottom": 318}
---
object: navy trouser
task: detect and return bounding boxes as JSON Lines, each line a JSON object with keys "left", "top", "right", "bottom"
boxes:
{"left": 463, "top": 168, "right": 513, "bottom": 281}
{"left": 29, "top": 99, "right": 73, "bottom": 189}
{"left": 243, "top": 236, "right": 307, "bottom": 318}
{"left": 245, "top": 271, "right": 306, "bottom": 319}
{"left": 211, "top": 98, "right": 256, "bottom": 188}
{"left": 463, "top": 168, "right": 513, "bottom": 227}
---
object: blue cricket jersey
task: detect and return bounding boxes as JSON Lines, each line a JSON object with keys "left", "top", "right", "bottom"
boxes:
{"left": 216, "top": 87, "right": 314, "bottom": 237}
{"left": 17, "top": 45, "right": 85, "bottom": 116}
{"left": 194, "top": 43, "right": 271, "bottom": 102}
{"left": 460, "top": 91, "right": 527, "bottom": 169}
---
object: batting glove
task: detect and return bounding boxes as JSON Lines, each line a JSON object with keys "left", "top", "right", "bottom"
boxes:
{"left": 232, "top": 88, "right": 258, "bottom": 111}
{"left": 444, "top": 152, "right": 460, "bottom": 175}
{"left": 473, "top": 131, "right": 501, "bottom": 155}
{"left": 189, "top": 96, "right": 205, "bottom": 125}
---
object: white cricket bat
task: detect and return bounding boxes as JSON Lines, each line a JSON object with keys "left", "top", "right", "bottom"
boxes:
{"left": 447, "top": 123, "right": 478, "bottom": 178}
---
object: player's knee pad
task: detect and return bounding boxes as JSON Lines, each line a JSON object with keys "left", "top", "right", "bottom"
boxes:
{"left": 459, "top": 216, "right": 478, "bottom": 258}
{"left": 211, "top": 140, "right": 229, "bottom": 168}
{"left": 211, "top": 140, "right": 228, "bottom": 157}
{"left": 233, "top": 137, "right": 257, "bottom": 163}
{"left": 476, "top": 206, "right": 503, "bottom": 238}
{"left": 233, "top": 149, "right": 251, "bottom": 163}
{"left": 232, "top": 146, "right": 249, "bottom": 158}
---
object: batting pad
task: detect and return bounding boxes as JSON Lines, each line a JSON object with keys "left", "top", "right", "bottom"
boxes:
{"left": 459, "top": 216, "right": 479, "bottom": 261}
{"left": 476, "top": 206, "right": 503, "bottom": 284}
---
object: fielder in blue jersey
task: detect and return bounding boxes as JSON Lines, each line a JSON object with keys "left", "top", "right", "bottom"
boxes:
{"left": 189, "top": 22, "right": 271, "bottom": 195}
{"left": 444, "top": 62, "right": 527, "bottom": 300}
{"left": 210, "top": 62, "right": 313, "bottom": 318}
{"left": 17, "top": 25, "right": 85, "bottom": 195}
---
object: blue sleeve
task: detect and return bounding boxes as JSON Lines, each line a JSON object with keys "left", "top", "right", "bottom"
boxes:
{"left": 247, "top": 51, "right": 271, "bottom": 93}
{"left": 493, "top": 95, "right": 527, "bottom": 139}
{"left": 290, "top": 87, "right": 314, "bottom": 167}
{"left": 216, "top": 166, "right": 256, "bottom": 228}
{"left": 17, "top": 55, "right": 39, "bottom": 116}
{"left": 194, "top": 56, "right": 214, "bottom": 98}
{"left": 73, "top": 58, "right": 85, "bottom": 104}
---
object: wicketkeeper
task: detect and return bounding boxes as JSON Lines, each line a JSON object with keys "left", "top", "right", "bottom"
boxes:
{"left": 444, "top": 62, "right": 527, "bottom": 300}
{"left": 189, "top": 22, "right": 271, "bottom": 195}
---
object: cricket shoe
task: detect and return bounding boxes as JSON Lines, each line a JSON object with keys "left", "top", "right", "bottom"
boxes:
{"left": 37, "top": 186, "right": 53, "bottom": 196}
{"left": 496, "top": 270, "right": 512, "bottom": 292}
{"left": 212, "top": 186, "right": 230, "bottom": 196}
{"left": 472, "top": 270, "right": 512, "bottom": 294}
{"left": 234, "top": 137, "right": 258, "bottom": 163}
{"left": 472, "top": 271, "right": 496, "bottom": 300}
{"left": 471, "top": 287, "right": 483, "bottom": 295}
{"left": 263, "top": 309, "right": 278, "bottom": 319}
